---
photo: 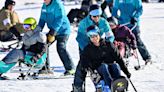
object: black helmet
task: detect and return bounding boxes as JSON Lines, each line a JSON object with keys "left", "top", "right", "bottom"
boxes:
{"left": 5, "top": 0, "right": 16, "bottom": 9}
{"left": 107, "top": 17, "right": 118, "bottom": 25}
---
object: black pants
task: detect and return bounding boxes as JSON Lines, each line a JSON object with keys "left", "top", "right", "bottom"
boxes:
{"left": 0, "top": 30, "right": 14, "bottom": 42}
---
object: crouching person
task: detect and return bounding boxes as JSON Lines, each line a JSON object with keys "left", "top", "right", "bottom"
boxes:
{"left": 0, "top": 17, "right": 47, "bottom": 80}
{"left": 72, "top": 25, "right": 131, "bottom": 92}
{"left": 0, "top": 0, "right": 25, "bottom": 41}
{"left": 107, "top": 17, "right": 137, "bottom": 58}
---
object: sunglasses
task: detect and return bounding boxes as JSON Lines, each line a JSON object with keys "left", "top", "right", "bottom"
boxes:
{"left": 92, "top": 15, "right": 100, "bottom": 18}
{"left": 23, "top": 24, "right": 31, "bottom": 29}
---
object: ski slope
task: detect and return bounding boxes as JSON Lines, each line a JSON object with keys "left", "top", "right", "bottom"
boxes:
{"left": 0, "top": 0, "right": 164, "bottom": 92}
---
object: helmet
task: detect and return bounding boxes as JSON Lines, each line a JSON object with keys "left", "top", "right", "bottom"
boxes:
{"left": 23, "top": 17, "right": 37, "bottom": 30}
{"left": 89, "top": 4, "right": 102, "bottom": 16}
{"left": 5, "top": 0, "right": 16, "bottom": 9}
{"left": 86, "top": 25, "right": 100, "bottom": 37}
{"left": 107, "top": 17, "right": 118, "bottom": 25}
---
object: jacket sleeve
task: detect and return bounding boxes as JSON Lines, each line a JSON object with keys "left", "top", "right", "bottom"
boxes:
{"left": 108, "top": 42, "right": 130, "bottom": 75}
{"left": 132, "top": 0, "right": 143, "bottom": 19}
{"left": 3, "top": 10, "right": 13, "bottom": 30}
{"left": 124, "top": 26, "right": 137, "bottom": 49}
{"left": 111, "top": 0, "right": 119, "bottom": 18}
{"left": 76, "top": 21, "right": 89, "bottom": 50}
{"left": 80, "top": 47, "right": 91, "bottom": 69}
{"left": 38, "top": 6, "right": 46, "bottom": 29}
{"left": 104, "top": 20, "right": 115, "bottom": 43}
{"left": 51, "top": 1, "right": 65, "bottom": 32}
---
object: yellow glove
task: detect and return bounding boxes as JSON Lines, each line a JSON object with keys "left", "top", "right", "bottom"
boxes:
{"left": 47, "top": 34, "right": 55, "bottom": 43}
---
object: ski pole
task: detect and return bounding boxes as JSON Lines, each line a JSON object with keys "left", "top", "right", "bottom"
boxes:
{"left": 128, "top": 78, "right": 138, "bottom": 92}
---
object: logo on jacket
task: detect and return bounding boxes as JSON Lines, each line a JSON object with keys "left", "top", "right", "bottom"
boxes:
{"left": 119, "top": 0, "right": 123, "bottom": 3}
{"left": 42, "top": 9, "right": 46, "bottom": 13}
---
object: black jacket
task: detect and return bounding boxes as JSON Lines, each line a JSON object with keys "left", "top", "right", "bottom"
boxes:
{"left": 80, "top": 39, "right": 130, "bottom": 75}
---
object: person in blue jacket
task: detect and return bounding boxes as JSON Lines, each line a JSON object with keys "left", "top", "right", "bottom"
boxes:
{"left": 76, "top": 4, "right": 115, "bottom": 53}
{"left": 112, "top": 0, "right": 152, "bottom": 65}
{"left": 37, "top": 0, "right": 75, "bottom": 75}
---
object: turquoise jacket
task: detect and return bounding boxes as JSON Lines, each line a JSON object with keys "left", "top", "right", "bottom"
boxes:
{"left": 76, "top": 15, "right": 115, "bottom": 50}
{"left": 38, "top": 0, "right": 71, "bottom": 35}
{"left": 112, "top": 0, "right": 143, "bottom": 26}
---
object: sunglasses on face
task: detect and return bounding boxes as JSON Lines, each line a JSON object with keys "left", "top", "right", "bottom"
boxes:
{"left": 92, "top": 15, "right": 100, "bottom": 18}
{"left": 23, "top": 24, "right": 31, "bottom": 29}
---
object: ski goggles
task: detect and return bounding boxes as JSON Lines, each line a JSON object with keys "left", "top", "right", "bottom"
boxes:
{"left": 23, "top": 24, "right": 31, "bottom": 29}
{"left": 87, "top": 29, "right": 99, "bottom": 38}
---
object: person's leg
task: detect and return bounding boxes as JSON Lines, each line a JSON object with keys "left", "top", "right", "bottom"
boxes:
{"left": 56, "top": 35, "right": 75, "bottom": 72}
{"left": 0, "top": 49, "right": 24, "bottom": 78}
{"left": 73, "top": 61, "right": 87, "bottom": 92}
{"left": 0, "top": 30, "right": 14, "bottom": 41}
{"left": 2, "top": 49, "right": 24, "bottom": 64}
{"left": 132, "top": 26, "right": 151, "bottom": 62}
{"left": 110, "top": 63, "right": 121, "bottom": 79}
{"left": 97, "top": 63, "right": 112, "bottom": 88}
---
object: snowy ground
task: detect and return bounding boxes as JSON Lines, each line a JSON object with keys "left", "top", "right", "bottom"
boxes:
{"left": 0, "top": 1, "right": 164, "bottom": 92}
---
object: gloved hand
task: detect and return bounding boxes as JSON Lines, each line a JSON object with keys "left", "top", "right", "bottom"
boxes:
{"left": 46, "top": 29, "right": 56, "bottom": 43}
{"left": 131, "top": 45, "right": 137, "bottom": 50}
{"left": 17, "top": 35, "right": 22, "bottom": 41}
{"left": 31, "top": 54, "right": 41, "bottom": 63}
{"left": 126, "top": 73, "right": 131, "bottom": 78}
{"left": 130, "top": 17, "right": 137, "bottom": 25}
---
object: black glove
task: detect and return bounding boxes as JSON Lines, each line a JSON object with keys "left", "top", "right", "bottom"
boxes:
{"left": 130, "top": 18, "right": 137, "bottom": 25}
{"left": 126, "top": 73, "right": 131, "bottom": 78}
{"left": 31, "top": 54, "right": 41, "bottom": 63}
{"left": 18, "top": 35, "right": 22, "bottom": 41}
{"left": 131, "top": 45, "right": 137, "bottom": 50}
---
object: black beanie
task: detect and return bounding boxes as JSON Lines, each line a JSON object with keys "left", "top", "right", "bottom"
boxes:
{"left": 5, "top": 0, "right": 16, "bottom": 9}
{"left": 89, "top": 4, "right": 100, "bottom": 12}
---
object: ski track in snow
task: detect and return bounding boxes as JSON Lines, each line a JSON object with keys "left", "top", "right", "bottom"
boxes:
{"left": 0, "top": 1, "right": 164, "bottom": 92}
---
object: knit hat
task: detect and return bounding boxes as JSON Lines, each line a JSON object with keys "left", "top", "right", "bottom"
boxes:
{"left": 89, "top": 4, "right": 102, "bottom": 16}
{"left": 5, "top": 0, "right": 16, "bottom": 9}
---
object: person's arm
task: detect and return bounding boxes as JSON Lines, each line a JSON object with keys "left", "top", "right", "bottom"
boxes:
{"left": 124, "top": 26, "right": 137, "bottom": 49}
{"left": 3, "top": 10, "right": 13, "bottom": 30}
{"left": 108, "top": 42, "right": 131, "bottom": 77}
{"left": 111, "top": 0, "right": 119, "bottom": 18}
{"left": 132, "top": 0, "right": 143, "bottom": 19}
{"left": 38, "top": 6, "right": 46, "bottom": 30}
{"left": 104, "top": 20, "right": 115, "bottom": 43}
{"left": 51, "top": 1, "right": 65, "bottom": 33}
{"left": 73, "top": 47, "right": 90, "bottom": 89}
{"left": 76, "top": 21, "right": 89, "bottom": 50}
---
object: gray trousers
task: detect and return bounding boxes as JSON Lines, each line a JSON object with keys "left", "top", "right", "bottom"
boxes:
{"left": 2, "top": 49, "right": 24, "bottom": 64}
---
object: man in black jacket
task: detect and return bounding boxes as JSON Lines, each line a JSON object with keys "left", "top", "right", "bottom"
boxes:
{"left": 73, "top": 25, "right": 131, "bottom": 92}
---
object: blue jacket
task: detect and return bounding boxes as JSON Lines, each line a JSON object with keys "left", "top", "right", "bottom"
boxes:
{"left": 38, "top": 0, "right": 71, "bottom": 35}
{"left": 112, "top": 0, "right": 143, "bottom": 26}
{"left": 76, "top": 15, "right": 115, "bottom": 50}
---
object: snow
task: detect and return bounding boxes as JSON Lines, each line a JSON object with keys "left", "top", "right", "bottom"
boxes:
{"left": 0, "top": 0, "right": 164, "bottom": 92}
